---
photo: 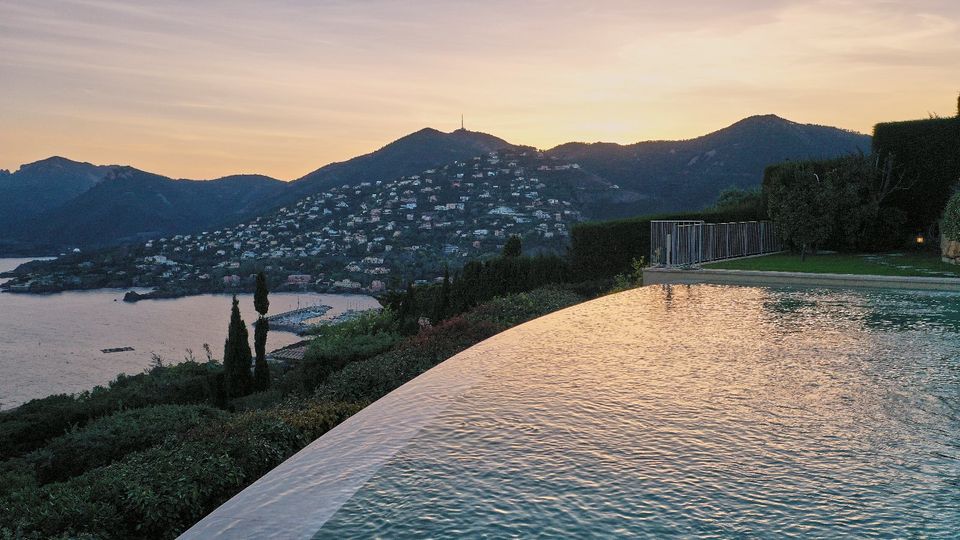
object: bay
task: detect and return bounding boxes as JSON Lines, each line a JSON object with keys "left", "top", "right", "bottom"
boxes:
{"left": 0, "top": 258, "right": 380, "bottom": 410}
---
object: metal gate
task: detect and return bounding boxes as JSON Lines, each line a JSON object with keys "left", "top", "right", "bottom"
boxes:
{"left": 650, "top": 220, "right": 782, "bottom": 267}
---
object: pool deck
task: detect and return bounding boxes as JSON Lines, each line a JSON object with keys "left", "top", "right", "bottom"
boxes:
{"left": 643, "top": 267, "right": 960, "bottom": 291}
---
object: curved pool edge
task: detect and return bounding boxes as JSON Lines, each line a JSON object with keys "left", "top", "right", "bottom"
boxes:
{"left": 183, "top": 286, "right": 956, "bottom": 538}
{"left": 178, "top": 290, "right": 609, "bottom": 539}
{"left": 644, "top": 267, "right": 960, "bottom": 291}
{"left": 178, "top": 360, "right": 481, "bottom": 538}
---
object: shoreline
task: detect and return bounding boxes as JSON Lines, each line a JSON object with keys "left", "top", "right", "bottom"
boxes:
{"left": 2, "top": 284, "right": 382, "bottom": 301}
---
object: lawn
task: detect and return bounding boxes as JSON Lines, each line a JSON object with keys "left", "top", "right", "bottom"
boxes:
{"left": 704, "top": 252, "right": 960, "bottom": 278}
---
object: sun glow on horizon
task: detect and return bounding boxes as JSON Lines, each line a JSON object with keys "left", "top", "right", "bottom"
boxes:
{"left": 1, "top": 0, "right": 958, "bottom": 179}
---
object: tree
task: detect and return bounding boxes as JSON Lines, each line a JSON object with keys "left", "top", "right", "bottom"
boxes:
{"left": 254, "top": 272, "right": 270, "bottom": 316}
{"left": 712, "top": 186, "right": 761, "bottom": 212}
{"left": 252, "top": 272, "right": 271, "bottom": 391}
{"left": 827, "top": 153, "right": 908, "bottom": 251}
{"left": 943, "top": 191, "right": 960, "bottom": 242}
{"left": 397, "top": 282, "right": 419, "bottom": 335}
{"left": 766, "top": 164, "right": 837, "bottom": 261}
{"left": 432, "top": 266, "right": 450, "bottom": 323}
{"left": 502, "top": 235, "right": 522, "bottom": 257}
{"left": 222, "top": 295, "right": 252, "bottom": 398}
{"left": 253, "top": 319, "right": 270, "bottom": 391}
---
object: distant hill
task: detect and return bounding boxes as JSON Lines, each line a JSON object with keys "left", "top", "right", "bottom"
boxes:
{"left": 0, "top": 118, "right": 869, "bottom": 254}
{"left": 0, "top": 128, "right": 516, "bottom": 254}
{"left": 0, "top": 157, "right": 118, "bottom": 232}
{"left": 546, "top": 115, "right": 871, "bottom": 217}
{"left": 11, "top": 169, "right": 287, "bottom": 248}
{"left": 285, "top": 128, "right": 514, "bottom": 200}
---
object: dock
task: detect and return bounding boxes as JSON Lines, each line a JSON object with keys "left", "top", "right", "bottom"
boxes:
{"left": 101, "top": 346, "right": 135, "bottom": 354}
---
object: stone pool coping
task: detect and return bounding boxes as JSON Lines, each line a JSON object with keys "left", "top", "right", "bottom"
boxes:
{"left": 643, "top": 267, "right": 960, "bottom": 291}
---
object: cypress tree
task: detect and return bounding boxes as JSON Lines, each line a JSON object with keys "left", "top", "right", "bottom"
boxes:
{"left": 432, "top": 266, "right": 450, "bottom": 323}
{"left": 398, "top": 282, "right": 419, "bottom": 334}
{"left": 253, "top": 318, "right": 270, "bottom": 391}
{"left": 254, "top": 272, "right": 270, "bottom": 316}
{"left": 253, "top": 272, "right": 271, "bottom": 391}
{"left": 502, "top": 235, "right": 522, "bottom": 257}
{"left": 223, "top": 295, "right": 253, "bottom": 398}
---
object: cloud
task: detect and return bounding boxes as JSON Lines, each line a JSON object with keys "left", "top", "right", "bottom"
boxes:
{"left": 0, "top": 0, "right": 957, "bottom": 178}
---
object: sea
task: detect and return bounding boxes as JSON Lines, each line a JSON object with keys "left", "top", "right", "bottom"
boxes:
{"left": 0, "top": 258, "right": 380, "bottom": 410}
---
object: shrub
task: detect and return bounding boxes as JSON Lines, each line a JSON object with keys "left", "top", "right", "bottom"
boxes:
{"left": 317, "top": 287, "right": 583, "bottom": 404}
{"left": 463, "top": 287, "right": 583, "bottom": 328}
{"left": 943, "top": 191, "right": 960, "bottom": 242}
{"left": 0, "top": 361, "right": 223, "bottom": 460}
{"left": 25, "top": 404, "right": 227, "bottom": 484}
{"left": 0, "top": 402, "right": 361, "bottom": 540}
{"left": 315, "top": 315, "right": 502, "bottom": 404}
{"left": 281, "top": 309, "right": 400, "bottom": 395}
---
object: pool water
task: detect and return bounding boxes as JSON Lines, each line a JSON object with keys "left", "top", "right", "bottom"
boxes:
{"left": 187, "top": 285, "right": 960, "bottom": 538}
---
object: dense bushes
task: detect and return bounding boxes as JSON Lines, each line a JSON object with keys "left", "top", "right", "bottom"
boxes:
{"left": 462, "top": 287, "right": 583, "bottom": 328}
{"left": 280, "top": 309, "right": 401, "bottom": 394}
{"left": 0, "top": 401, "right": 362, "bottom": 540}
{"left": 763, "top": 154, "right": 911, "bottom": 253}
{"left": 0, "top": 361, "right": 223, "bottom": 460}
{"left": 450, "top": 255, "right": 569, "bottom": 313}
{"left": 316, "top": 287, "right": 583, "bottom": 404}
{"left": 382, "top": 254, "right": 571, "bottom": 331}
{"left": 25, "top": 404, "right": 227, "bottom": 484}
{"left": 873, "top": 117, "right": 960, "bottom": 230}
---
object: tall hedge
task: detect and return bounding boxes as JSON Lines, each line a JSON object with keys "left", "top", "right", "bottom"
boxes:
{"left": 872, "top": 117, "right": 960, "bottom": 230}
{"left": 568, "top": 206, "right": 764, "bottom": 280}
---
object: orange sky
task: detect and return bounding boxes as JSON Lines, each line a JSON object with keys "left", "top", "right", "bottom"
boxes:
{"left": 1, "top": 0, "right": 958, "bottom": 180}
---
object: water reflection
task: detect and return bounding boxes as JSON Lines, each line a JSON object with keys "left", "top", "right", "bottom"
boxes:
{"left": 316, "top": 285, "right": 960, "bottom": 538}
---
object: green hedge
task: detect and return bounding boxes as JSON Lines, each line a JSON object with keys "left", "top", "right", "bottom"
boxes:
{"left": 873, "top": 117, "right": 960, "bottom": 229}
{"left": 0, "top": 401, "right": 362, "bottom": 540}
{"left": 25, "top": 404, "right": 228, "bottom": 484}
{"left": 0, "top": 361, "right": 223, "bottom": 460}
{"left": 568, "top": 206, "right": 765, "bottom": 280}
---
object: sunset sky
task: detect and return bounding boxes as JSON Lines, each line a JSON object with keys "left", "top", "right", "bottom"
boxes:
{"left": 1, "top": 0, "right": 958, "bottom": 180}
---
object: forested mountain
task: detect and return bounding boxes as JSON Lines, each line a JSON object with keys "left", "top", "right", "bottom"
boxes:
{"left": 13, "top": 170, "right": 288, "bottom": 247}
{"left": 291, "top": 128, "right": 514, "bottom": 196}
{"left": 0, "top": 129, "right": 515, "bottom": 254}
{"left": 0, "top": 157, "right": 118, "bottom": 230}
{"left": 546, "top": 115, "right": 871, "bottom": 217}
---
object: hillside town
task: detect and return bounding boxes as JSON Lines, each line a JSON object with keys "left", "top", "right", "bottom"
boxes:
{"left": 3, "top": 149, "right": 619, "bottom": 295}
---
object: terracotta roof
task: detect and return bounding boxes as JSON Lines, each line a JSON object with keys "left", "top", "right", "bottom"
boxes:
{"left": 269, "top": 346, "right": 307, "bottom": 362}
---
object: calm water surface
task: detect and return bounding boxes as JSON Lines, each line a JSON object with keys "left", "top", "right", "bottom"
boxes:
{"left": 303, "top": 285, "right": 960, "bottom": 538}
{"left": 0, "top": 258, "right": 380, "bottom": 410}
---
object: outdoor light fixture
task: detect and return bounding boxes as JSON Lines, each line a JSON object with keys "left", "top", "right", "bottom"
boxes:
{"left": 916, "top": 233, "right": 925, "bottom": 245}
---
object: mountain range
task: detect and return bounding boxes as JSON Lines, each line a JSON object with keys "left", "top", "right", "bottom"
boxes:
{"left": 0, "top": 115, "right": 870, "bottom": 255}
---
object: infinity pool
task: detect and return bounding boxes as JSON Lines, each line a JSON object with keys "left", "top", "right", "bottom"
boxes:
{"left": 185, "top": 285, "right": 960, "bottom": 538}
